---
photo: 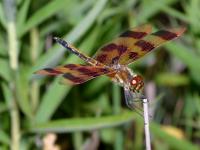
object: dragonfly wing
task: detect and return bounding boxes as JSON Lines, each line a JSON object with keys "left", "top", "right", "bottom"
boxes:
{"left": 124, "top": 88, "right": 144, "bottom": 115}
{"left": 35, "top": 64, "right": 113, "bottom": 85}
{"left": 119, "top": 27, "right": 186, "bottom": 65}
{"left": 124, "top": 88, "right": 143, "bottom": 105}
{"left": 93, "top": 24, "right": 152, "bottom": 65}
{"left": 124, "top": 88, "right": 134, "bottom": 107}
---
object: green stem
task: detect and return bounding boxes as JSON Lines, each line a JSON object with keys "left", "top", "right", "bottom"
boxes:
{"left": 73, "top": 132, "right": 83, "bottom": 150}
{"left": 10, "top": 87, "right": 20, "bottom": 150}
{"left": 30, "top": 28, "right": 39, "bottom": 112}
{"left": 7, "top": 21, "right": 18, "bottom": 70}
{"left": 72, "top": 88, "right": 83, "bottom": 150}
{"left": 112, "top": 83, "right": 121, "bottom": 114}
{"left": 112, "top": 84, "right": 124, "bottom": 150}
{"left": 4, "top": 0, "right": 20, "bottom": 149}
{"left": 7, "top": 22, "right": 21, "bottom": 150}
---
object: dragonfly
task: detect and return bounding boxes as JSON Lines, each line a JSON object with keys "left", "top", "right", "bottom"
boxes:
{"left": 35, "top": 24, "right": 185, "bottom": 110}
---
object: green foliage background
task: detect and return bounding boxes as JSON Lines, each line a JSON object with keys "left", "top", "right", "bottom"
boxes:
{"left": 0, "top": 0, "right": 200, "bottom": 149}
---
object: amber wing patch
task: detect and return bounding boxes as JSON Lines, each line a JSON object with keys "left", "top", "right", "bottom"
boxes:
{"left": 118, "top": 27, "right": 186, "bottom": 65}
{"left": 93, "top": 24, "right": 152, "bottom": 65}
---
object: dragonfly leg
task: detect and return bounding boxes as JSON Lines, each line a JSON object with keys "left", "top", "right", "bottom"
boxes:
{"left": 124, "top": 88, "right": 146, "bottom": 116}
{"left": 125, "top": 96, "right": 144, "bottom": 117}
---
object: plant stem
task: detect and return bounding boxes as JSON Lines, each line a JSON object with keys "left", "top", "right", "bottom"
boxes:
{"left": 4, "top": 0, "right": 20, "bottom": 149}
{"left": 112, "top": 84, "right": 121, "bottom": 114}
{"left": 30, "top": 28, "right": 39, "bottom": 112}
{"left": 112, "top": 84, "right": 124, "bottom": 150}
{"left": 73, "top": 88, "right": 83, "bottom": 150}
{"left": 10, "top": 86, "right": 20, "bottom": 150}
{"left": 143, "top": 99, "right": 151, "bottom": 150}
{"left": 7, "top": 21, "right": 18, "bottom": 70}
{"left": 8, "top": 22, "right": 21, "bottom": 150}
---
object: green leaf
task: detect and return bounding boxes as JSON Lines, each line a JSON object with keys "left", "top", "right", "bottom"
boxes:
{"left": 16, "top": 0, "right": 31, "bottom": 31}
{"left": 31, "top": 110, "right": 137, "bottom": 133}
{"left": 1, "top": 83, "right": 12, "bottom": 109}
{"left": 34, "top": 82, "right": 71, "bottom": 123}
{"left": 137, "top": 0, "right": 177, "bottom": 23}
{"left": 0, "top": 58, "right": 11, "bottom": 82}
{"left": 0, "top": 102, "right": 8, "bottom": 113}
{"left": 184, "top": 0, "right": 200, "bottom": 33}
{"left": 155, "top": 73, "right": 189, "bottom": 86}
{"left": 0, "top": 33, "right": 7, "bottom": 57}
{"left": 16, "top": 69, "right": 33, "bottom": 119}
{"left": 161, "top": 6, "right": 189, "bottom": 22}
{"left": 0, "top": 129, "right": 10, "bottom": 145}
{"left": 166, "top": 42, "right": 200, "bottom": 84}
{"left": 30, "top": 111, "right": 198, "bottom": 150}
{"left": 84, "top": 75, "right": 110, "bottom": 96}
{"left": 151, "top": 122, "right": 199, "bottom": 150}
{"left": 0, "top": 2, "right": 7, "bottom": 28}
{"left": 64, "top": 0, "right": 107, "bottom": 43}
{"left": 18, "top": 0, "right": 70, "bottom": 37}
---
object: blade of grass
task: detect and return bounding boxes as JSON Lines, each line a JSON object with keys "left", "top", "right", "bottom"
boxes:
{"left": 133, "top": 118, "right": 143, "bottom": 150}
{"left": 18, "top": 0, "right": 69, "bottom": 37}
{"left": 16, "top": 0, "right": 31, "bottom": 31}
{"left": 1, "top": 83, "right": 12, "bottom": 109}
{"left": 151, "top": 122, "right": 199, "bottom": 150}
{"left": 0, "top": 58, "right": 11, "bottom": 82}
{"left": 30, "top": 111, "right": 198, "bottom": 150}
{"left": 184, "top": 0, "right": 200, "bottom": 33}
{"left": 0, "top": 2, "right": 7, "bottom": 28}
{"left": 1, "top": 82, "right": 20, "bottom": 150}
{"left": 0, "top": 129, "right": 10, "bottom": 145}
{"left": 137, "top": 0, "right": 177, "bottom": 23}
{"left": 112, "top": 84, "right": 123, "bottom": 150}
{"left": 16, "top": 69, "right": 33, "bottom": 119}
{"left": 84, "top": 76, "right": 110, "bottom": 96}
{"left": 0, "top": 102, "right": 8, "bottom": 113}
{"left": 0, "top": 32, "right": 7, "bottom": 56}
{"left": 161, "top": 6, "right": 189, "bottom": 22}
{"left": 29, "top": 28, "right": 40, "bottom": 112}
{"left": 166, "top": 42, "right": 200, "bottom": 84}
{"left": 155, "top": 73, "right": 189, "bottom": 86}
{"left": 31, "top": 110, "right": 137, "bottom": 133}
{"left": 4, "top": 0, "right": 21, "bottom": 149}
{"left": 98, "top": 0, "right": 137, "bottom": 23}
{"left": 66, "top": 0, "right": 94, "bottom": 25}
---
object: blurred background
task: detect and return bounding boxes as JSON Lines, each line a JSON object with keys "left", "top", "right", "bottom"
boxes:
{"left": 0, "top": 0, "right": 200, "bottom": 149}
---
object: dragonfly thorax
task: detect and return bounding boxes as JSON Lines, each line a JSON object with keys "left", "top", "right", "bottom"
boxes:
{"left": 110, "top": 65, "right": 144, "bottom": 92}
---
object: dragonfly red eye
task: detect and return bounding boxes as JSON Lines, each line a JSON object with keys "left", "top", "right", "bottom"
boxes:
{"left": 130, "top": 75, "right": 144, "bottom": 92}
{"left": 131, "top": 79, "right": 137, "bottom": 85}
{"left": 131, "top": 75, "right": 143, "bottom": 86}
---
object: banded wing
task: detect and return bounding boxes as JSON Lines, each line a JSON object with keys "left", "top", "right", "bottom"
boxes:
{"left": 35, "top": 64, "right": 113, "bottom": 85}
{"left": 118, "top": 27, "right": 186, "bottom": 65}
{"left": 93, "top": 24, "right": 152, "bottom": 65}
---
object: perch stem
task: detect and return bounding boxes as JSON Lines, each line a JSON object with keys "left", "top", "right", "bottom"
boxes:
{"left": 143, "top": 98, "right": 151, "bottom": 150}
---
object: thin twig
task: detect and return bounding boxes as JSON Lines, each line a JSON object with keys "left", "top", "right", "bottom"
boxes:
{"left": 143, "top": 99, "right": 151, "bottom": 150}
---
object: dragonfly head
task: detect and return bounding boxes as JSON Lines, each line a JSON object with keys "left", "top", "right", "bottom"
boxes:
{"left": 130, "top": 74, "right": 144, "bottom": 92}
